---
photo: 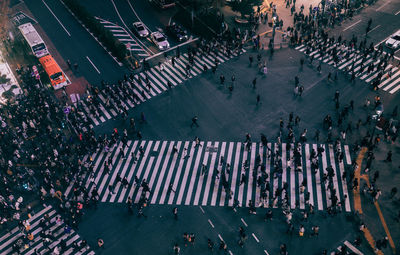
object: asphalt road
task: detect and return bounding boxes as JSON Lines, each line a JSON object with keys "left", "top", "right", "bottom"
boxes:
{"left": 328, "top": 0, "right": 400, "bottom": 57}
{"left": 25, "top": 0, "right": 127, "bottom": 85}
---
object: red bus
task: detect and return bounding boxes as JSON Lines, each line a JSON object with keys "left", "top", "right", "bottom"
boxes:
{"left": 39, "top": 55, "right": 67, "bottom": 90}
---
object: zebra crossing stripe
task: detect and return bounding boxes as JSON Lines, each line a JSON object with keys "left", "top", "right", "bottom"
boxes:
{"left": 66, "top": 141, "right": 354, "bottom": 212}
{"left": 193, "top": 141, "right": 212, "bottom": 205}
{"left": 202, "top": 141, "right": 219, "bottom": 206}
{"left": 128, "top": 141, "right": 154, "bottom": 202}
{"left": 228, "top": 142, "right": 240, "bottom": 206}
{"left": 185, "top": 142, "right": 205, "bottom": 205}
{"left": 158, "top": 141, "right": 182, "bottom": 204}
{"left": 313, "top": 144, "right": 324, "bottom": 210}
{"left": 305, "top": 144, "right": 315, "bottom": 209}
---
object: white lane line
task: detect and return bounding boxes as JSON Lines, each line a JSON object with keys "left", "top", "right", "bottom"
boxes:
{"left": 264, "top": 250, "right": 270, "bottom": 255}
{"left": 218, "top": 234, "right": 224, "bottom": 242}
{"left": 42, "top": 0, "right": 71, "bottom": 36}
{"left": 86, "top": 56, "right": 100, "bottom": 74}
{"left": 367, "top": 25, "right": 381, "bottom": 34}
{"left": 376, "top": 0, "right": 391, "bottom": 11}
{"left": 199, "top": 206, "right": 205, "bottom": 214}
{"left": 343, "top": 20, "right": 362, "bottom": 31}
{"left": 395, "top": 9, "right": 400, "bottom": 15}
{"left": 241, "top": 218, "right": 248, "bottom": 227}
{"left": 208, "top": 219, "right": 215, "bottom": 228}
{"left": 109, "top": 0, "right": 154, "bottom": 55}
{"left": 127, "top": 0, "right": 153, "bottom": 33}
{"left": 252, "top": 233, "right": 260, "bottom": 243}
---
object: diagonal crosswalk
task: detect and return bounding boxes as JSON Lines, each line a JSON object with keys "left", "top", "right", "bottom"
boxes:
{"left": 96, "top": 17, "right": 149, "bottom": 58}
{"left": 66, "top": 140, "right": 354, "bottom": 212}
{"left": 72, "top": 45, "right": 245, "bottom": 130}
{"left": 0, "top": 205, "right": 94, "bottom": 255}
{"left": 295, "top": 43, "right": 400, "bottom": 95}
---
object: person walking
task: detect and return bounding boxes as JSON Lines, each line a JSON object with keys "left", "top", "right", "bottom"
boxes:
{"left": 191, "top": 116, "right": 199, "bottom": 128}
{"left": 256, "top": 94, "right": 261, "bottom": 105}
{"left": 173, "top": 207, "right": 178, "bottom": 220}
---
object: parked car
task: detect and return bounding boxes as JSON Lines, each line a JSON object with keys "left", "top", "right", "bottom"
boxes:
{"left": 150, "top": 31, "right": 170, "bottom": 50}
{"left": 132, "top": 22, "right": 149, "bottom": 38}
{"left": 385, "top": 30, "right": 400, "bottom": 50}
{"left": 166, "top": 23, "right": 188, "bottom": 42}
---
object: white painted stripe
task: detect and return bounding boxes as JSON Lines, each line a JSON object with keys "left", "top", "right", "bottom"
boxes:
{"left": 118, "top": 141, "right": 146, "bottom": 203}
{"left": 305, "top": 144, "right": 315, "bottom": 208}
{"left": 157, "top": 141, "right": 182, "bottom": 204}
{"left": 238, "top": 148, "right": 248, "bottom": 207}
{"left": 202, "top": 142, "right": 219, "bottom": 205}
{"left": 208, "top": 219, "right": 215, "bottom": 228}
{"left": 376, "top": 0, "right": 391, "bottom": 11}
{"left": 321, "top": 145, "right": 331, "bottom": 208}
{"left": 343, "top": 20, "right": 361, "bottom": 31}
{"left": 313, "top": 144, "right": 324, "bottom": 210}
{"left": 185, "top": 142, "right": 205, "bottom": 205}
{"left": 289, "top": 146, "right": 296, "bottom": 209}
{"left": 228, "top": 143, "right": 241, "bottom": 206}
{"left": 176, "top": 142, "right": 196, "bottom": 205}
{"left": 134, "top": 141, "right": 161, "bottom": 203}
{"left": 126, "top": 141, "right": 154, "bottom": 200}
{"left": 86, "top": 56, "right": 101, "bottom": 74}
{"left": 42, "top": 0, "right": 71, "bottom": 36}
{"left": 211, "top": 142, "right": 226, "bottom": 206}
{"left": 110, "top": 141, "right": 139, "bottom": 202}
{"left": 193, "top": 141, "right": 212, "bottom": 205}
{"left": 246, "top": 143, "right": 256, "bottom": 207}
{"left": 101, "top": 141, "right": 133, "bottom": 202}
{"left": 241, "top": 218, "right": 248, "bottom": 227}
{"left": 252, "top": 233, "right": 260, "bottom": 243}
{"left": 168, "top": 141, "right": 190, "bottom": 204}
{"left": 220, "top": 142, "right": 234, "bottom": 206}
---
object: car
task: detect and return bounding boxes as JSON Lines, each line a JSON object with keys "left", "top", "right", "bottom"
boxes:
{"left": 150, "top": 31, "right": 170, "bottom": 50}
{"left": 166, "top": 23, "right": 188, "bottom": 42}
{"left": 385, "top": 30, "right": 400, "bottom": 50}
{"left": 132, "top": 22, "right": 149, "bottom": 38}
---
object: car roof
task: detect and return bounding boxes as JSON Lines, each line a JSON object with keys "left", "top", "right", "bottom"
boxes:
{"left": 152, "top": 31, "right": 164, "bottom": 38}
{"left": 133, "top": 22, "right": 144, "bottom": 27}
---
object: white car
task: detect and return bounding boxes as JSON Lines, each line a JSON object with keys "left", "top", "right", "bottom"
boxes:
{"left": 132, "top": 22, "right": 149, "bottom": 38}
{"left": 151, "top": 31, "right": 170, "bottom": 50}
{"left": 385, "top": 30, "right": 400, "bottom": 50}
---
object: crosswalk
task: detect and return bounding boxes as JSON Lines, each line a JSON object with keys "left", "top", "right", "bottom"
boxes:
{"left": 73, "top": 45, "right": 245, "bottom": 129}
{"left": 96, "top": 17, "right": 149, "bottom": 58}
{"left": 331, "top": 240, "right": 364, "bottom": 255}
{"left": 65, "top": 140, "right": 353, "bottom": 212}
{"left": 295, "top": 42, "right": 400, "bottom": 94}
{"left": 0, "top": 205, "right": 93, "bottom": 255}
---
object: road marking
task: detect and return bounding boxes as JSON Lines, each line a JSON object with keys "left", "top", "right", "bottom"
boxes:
{"left": 42, "top": 0, "right": 71, "bottom": 36}
{"left": 208, "top": 219, "right": 215, "bottom": 228}
{"left": 375, "top": 198, "right": 396, "bottom": 253}
{"left": 252, "top": 233, "right": 260, "bottom": 243}
{"left": 86, "top": 56, "right": 100, "bottom": 74}
{"left": 199, "top": 206, "right": 205, "bottom": 214}
{"left": 109, "top": 0, "right": 154, "bottom": 55}
{"left": 367, "top": 25, "right": 381, "bottom": 34}
{"left": 376, "top": 0, "right": 391, "bottom": 11}
{"left": 240, "top": 218, "right": 248, "bottom": 227}
{"left": 395, "top": 9, "right": 400, "bottom": 15}
{"left": 144, "top": 37, "right": 199, "bottom": 61}
{"left": 127, "top": 0, "right": 153, "bottom": 33}
{"left": 343, "top": 20, "right": 362, "bottom": 31}
{"left": 353, "top": 148, "right": 367, "bottom": 214}
{"left": 228, "top": 251, "right": 233, "bottom": 255}
{"left": 264, "top": 250, "right": 270, "bottom": 255}
{"left": 218, "top": 234, "right": 224, "bottom": 242}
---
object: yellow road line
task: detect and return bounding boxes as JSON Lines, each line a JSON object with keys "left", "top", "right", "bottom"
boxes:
{"left": 353, "top": 148, "right": 367, "bottom": 214}
{"left": 374, "top": 201, "right": 396, "bottom": 253}
{"left": 362, "top": 227, "right": 384, "bottom": 255}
